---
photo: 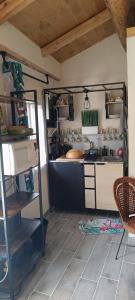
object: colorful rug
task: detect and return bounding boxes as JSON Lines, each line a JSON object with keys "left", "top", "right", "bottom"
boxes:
{"left": 79, "top": 218, "right": 123, "bottom": 234}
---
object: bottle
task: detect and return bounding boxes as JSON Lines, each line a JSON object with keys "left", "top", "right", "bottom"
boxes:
{"left": 102, "top": 146, "right": 107, "bottom": 156}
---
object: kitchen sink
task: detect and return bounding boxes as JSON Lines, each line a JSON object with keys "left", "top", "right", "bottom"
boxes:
{"left": 101, "top": 156, "right": 123, "bottom": 162}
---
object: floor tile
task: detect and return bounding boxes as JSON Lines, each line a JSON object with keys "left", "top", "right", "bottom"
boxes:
{"left": 17, "top": 261, "right": 50, "bottom": 300}
{"left": 124, "top": 244, "right": 135, "bottom": 263}
{"left": 112, "top": 231, "right": 127, "bottom": 244}
{"left": 82, "top": 241, "right": 110, "bottom": 282}
{"left": 7, "top": 211, "right": 134, "bottom": 300}
{"left": 36, "top": 250, "right": 73, "bottom": 296}
{"left": 50, "top": 258, "right": 86, "bottom": 300}
{"left": 46, "top": 220, "right": 70, "bottom": 244}
{"left": 74, "top": 235, "right": 97, "bottom": 261}
{"left": 102, "top": 242, "right": 125, "bottom": 280}
{"left": 93, "top": 277, "right": 117, "bottom": 300}
{"left": 97, "top": 233, "right": 113, "bottom": 243}
{"left": 47, "top": 217, "right": 69, "bottom": 237}
{"left": 63, "top": 229, "right": 84, "bottom": 252}
{"left": 44, "top": 230, "right": 70, "bottom": 262}
{"left": 71, "top": 278, "right": 96, "bottom": 300}
{"left": 29, "top": 292, "right": 49, "bottom": 300}
{"left": 62, "top": 219, "right": 78, "bottom": 232}
{"left": 116, "top": 262, "right": 135, "bottom": 300}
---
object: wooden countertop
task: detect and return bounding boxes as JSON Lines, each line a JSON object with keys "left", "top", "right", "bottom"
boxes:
{"left": 53, "top": 155, "right": 123, "bottom": 164}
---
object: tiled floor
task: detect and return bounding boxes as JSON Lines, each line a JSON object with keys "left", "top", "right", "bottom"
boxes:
{"left": 13, "top": 211, "right": 135, "bottom": 299}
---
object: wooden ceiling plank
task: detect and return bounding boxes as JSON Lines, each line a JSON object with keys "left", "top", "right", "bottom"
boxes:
{"left": 9, "top": 0, "right": 106, "bottom": 47}
{"left": 41, "top": 8, "right": 111, "bottom": 56}
{"left": 53, "top": 20, "right": 114, "bottom": 62}
{"left": 104, "top": 0, "right": 129, "bottom": 50}
{"left": 0, "top": 0, "right": 36, "bottom": 24}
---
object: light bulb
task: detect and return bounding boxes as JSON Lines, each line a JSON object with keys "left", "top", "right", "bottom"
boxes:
{"left": 84, "top": 93, "right": 90, "bottom": 109}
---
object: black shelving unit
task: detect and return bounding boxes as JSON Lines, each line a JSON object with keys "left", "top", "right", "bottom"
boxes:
{"left": 44, "top": 82, "right": 128, "bottom": 175}
{"left": 0, "top": 91, "right": 45, "bottom": 300}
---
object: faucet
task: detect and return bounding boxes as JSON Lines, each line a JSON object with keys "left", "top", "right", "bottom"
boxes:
{"left": 84, "top": 137, "right": 93, "bottom": 148}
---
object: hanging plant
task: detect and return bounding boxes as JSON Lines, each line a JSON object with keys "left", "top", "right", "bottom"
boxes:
{"left": 81, "top": 110, "right": 98, "bottom": 127}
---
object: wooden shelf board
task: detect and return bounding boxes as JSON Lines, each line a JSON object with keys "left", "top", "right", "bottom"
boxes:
{"left": 0, "top": 191, "right": 39, "bottom": 218}
{"left": 56, "top": 105, "right": 69, "bottom": 107}
{"left": 106, "top": 101, "right": 123, "bottom": 104}
{"left": 1, "top": 133, "right": 36, "bottom": 143}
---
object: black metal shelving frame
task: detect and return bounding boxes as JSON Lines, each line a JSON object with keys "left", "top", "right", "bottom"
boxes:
{"left": 0, "top": 90, "right": 44, "bottom": 300}
{"left": 44, "top": 81, "right": 127, "bottom": 175}
{"left": 44, "top": 81, "right": 126, "bottom": 95}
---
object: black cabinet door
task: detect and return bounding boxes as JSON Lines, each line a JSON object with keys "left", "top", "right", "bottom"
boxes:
{"left": 49, "top": 162, "right": 85, "bottom": 210}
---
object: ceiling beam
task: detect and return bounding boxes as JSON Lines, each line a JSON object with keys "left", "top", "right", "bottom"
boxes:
{"left": 0, "top": 0, "right": 36, "bottom": 24}
{"left": 41, "top": 9, "right": 111, "bottom": 57}
{"left": 104, "top": 0, "right": 129, "bottom": 50}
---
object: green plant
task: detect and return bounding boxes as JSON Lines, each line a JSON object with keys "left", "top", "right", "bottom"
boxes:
{"left": 81, "top": 110, "right": 98, "bottom": 126}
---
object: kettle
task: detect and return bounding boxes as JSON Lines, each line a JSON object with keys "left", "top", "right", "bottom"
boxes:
{"left": 116, "top": 147, "right": 123, "bottom": 157}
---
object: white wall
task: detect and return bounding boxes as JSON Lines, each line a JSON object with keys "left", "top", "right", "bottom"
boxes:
{"left": 60, "top": 34, "right": 127, "bottom": 85}
{"left": 55, "top": 34, "right": 127, "bottom": 151}
{"left": 127, "top": 33, "right": 135, "bottom": 176}
{"left": 0, "top": 22, "right": 61, "bottom": 80}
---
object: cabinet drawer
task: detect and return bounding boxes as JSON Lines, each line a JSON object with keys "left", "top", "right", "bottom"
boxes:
{"left": 85, "top": 177, "right": 94, "bottom": 188}
{"left": 84, "top": 164, "right": 94, "bottom": 176}
{"left": 85, "top": 190, "right": 95, "bottom": 208}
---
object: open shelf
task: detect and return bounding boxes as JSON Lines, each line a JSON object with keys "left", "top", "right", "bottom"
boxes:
{"left": 1, "top": 133, "right": 36, "bottom": 143}
{"left": 106, "top": 101, "right": 123, "bottom": 104}
{"left": 0, "top": 192, "right": 39, "bottom": 219}
{"left": 0, "top": 90, "right": 44, "bottom": 298}
{"left": 10, "top": 218, "right": 41, "bottom": 255}
{"left": 56, "top": 105, "right": 69, "bottom": 108}
{"left": 0, "top": 218, "right": 41, "bottom": 256}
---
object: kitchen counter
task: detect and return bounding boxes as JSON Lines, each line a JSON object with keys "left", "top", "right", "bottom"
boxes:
{"left": 48, "top": 157, "right": 123, "bottom": 211}
{"left": 53, "top": 155, "right": 123, "bottom": 164}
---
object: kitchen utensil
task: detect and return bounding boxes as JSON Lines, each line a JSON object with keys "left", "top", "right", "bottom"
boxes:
{"left": 102, "top": 146, "right": 108, "bottom": 156}
{"left": 8, "top": 126, "right": 33, "bottom": 135}
{"left": 84, "top": 149, "right": 98, "bottom": 161}
{"left": 110, "top": 149, "right": 114, "bottom": 156}
{"left": 66, "top": 149, "right": 83, "bottom": 159}
{"left": 116, "top": 147, "right": 123, "bottom": 157}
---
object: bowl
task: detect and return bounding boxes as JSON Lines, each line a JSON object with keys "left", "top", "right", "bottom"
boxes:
{"left": 66, "top": 149, "right": 83, "bottom": 159}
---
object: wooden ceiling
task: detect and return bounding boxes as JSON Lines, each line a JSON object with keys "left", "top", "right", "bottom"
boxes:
{"left": 0, "top": 0, "right": 130, "bottom": 62}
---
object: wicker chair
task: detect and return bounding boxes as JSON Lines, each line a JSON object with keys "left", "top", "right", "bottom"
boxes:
{"left": 113, "top": 176, "right": 135, "bottom": 260}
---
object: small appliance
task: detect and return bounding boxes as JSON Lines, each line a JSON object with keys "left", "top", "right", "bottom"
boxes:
{"left": 84, "top": 149, "right": 98, "bottom": 161}
{"left": 2, "top": 140, "right": 38, "bottom": 176}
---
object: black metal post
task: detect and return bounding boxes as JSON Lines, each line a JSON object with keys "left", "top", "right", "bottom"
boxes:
{"left": 44, "top": 82, "right": 125, "bottom": 95}
{"left": 115, "top": 229, "right": 125, "bottom": 260}
{"left": 22, "top": 72, "right": 49, "bottom": 85}
{"left": 94, "top": 164, "right": 97, "bottom": 209}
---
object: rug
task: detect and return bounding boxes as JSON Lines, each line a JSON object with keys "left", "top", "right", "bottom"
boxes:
{"left": 79, "top": 218, "right": 123, "bottom": 234}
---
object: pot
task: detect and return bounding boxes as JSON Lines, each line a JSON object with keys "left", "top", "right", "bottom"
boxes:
{"left": 66, "top": 149, "right": 83, "bottom": 159}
